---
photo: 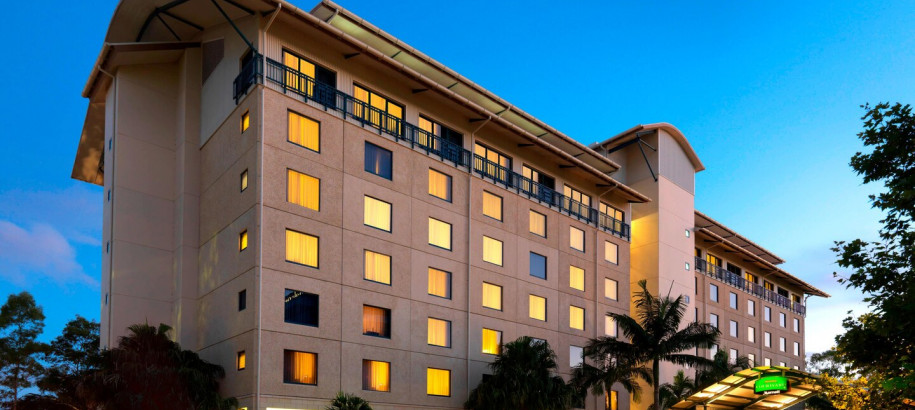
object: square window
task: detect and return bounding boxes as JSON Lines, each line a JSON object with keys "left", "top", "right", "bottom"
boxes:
{"left": 285, "top": 229, "right": 318, "bottom": 268}
{"left": 364, "top": 196, "right": 392, "bottom": 232}
{"left": 428, "top": 268, "right": 451, "bottom": 299}
{"left": 569, "top": 226, "right": 585, "bottom": 252}
{"left": 604, "top": 241, "right": 618, "bottom": 264}
{"left": 364, "top": 250, "right": 391, "bottom": 285}
{"left": 241, "top": 110, "right": 250, "bottom": 132}
{"left": 287, "top": 169, "right": 320, "bottom": 211}
{"left": 362, "top": 360, "right": 390, "bottom": 392}
{"left": 482, "top": 236, "right": 503, "bottom": 266}
{"left": 283, "top": 350, "right": 316, "bottom": 385}
{"left": 481, "top": 328, "right": 502, "bottom": 355}
{"left": 529, "top": 295, "right": 546, "bottom": 321}
{"left": 427, "top": 318, "right": 451, "bottom": 347}
{"left": 288, "top": 111, "right": 320, "bottom": 152}
{"left": 364, "top": 141, "right": 392, "bottom": 180}
{"left": 238, "top": 289, "right": 246, "bottom": 311}
{"left": 237, "top": 351, "right": 246, "bottom": 370}
{"left": 482, "top": 282, "right": 502, "bottom": 310}
{"left": 428, "top": 218, "right": 452, "bottom": 250}
{"left": 570, "top": 306, "right": 585, "bottom": 330}
{"left": 284, "top": 289, "right": 319, "bottom": 327}
{"left": 569, "top": 266, "right": 585, "bottom": 291}
{"left": 729, "top": 292, "right": 738, "bottom": 309}
{"left": 427, "top": 368, "right": 451, "bottom": 396}
{"left": 428, "top": 169, "right": 452, "bottom": 202}
{"left": 482, "top": 191, "right": 503, "bottom": 221}
{"left": 605, "top": 315, "right": 617, "bottom": 337}
{"left": 605, "top": 278, "right": 618, "bottom": 300}
{"left": 570, "top": 345, "right": 583, "bottom": 368}
{"left": 529, "top": 210, "right": 546, "bottom": 237}
{"left": 710, "top": 284, "right": 719, "bottom": 302}
{"left": 240, "top": 169, "right": 248, "bottom": 192}
{"left": 362, "top": 305, "right": 391, "bottom": 338}
{"left": 529, "top": 252, "right": 547, "bottom": 279}
{"left": 239, "top": 230, "right": 248, "bottom": 251}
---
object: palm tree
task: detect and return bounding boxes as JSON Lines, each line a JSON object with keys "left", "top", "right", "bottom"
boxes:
{"left": 582, "top": 279, "right": 719, "bottom": 409}
{"left": 465, "top": 336, "right": 573, "bottom": 410}
{"left": 695, "top": 350, "right": 751, "bottom": 390}
{"left": 658, "top": 370, "right": 697, "bottom": 409}
{"left": 326, "top": 391, "right": 372, "bottom": 410}
{"left": 570, "top": 350, "right": 651, "bottom": 405}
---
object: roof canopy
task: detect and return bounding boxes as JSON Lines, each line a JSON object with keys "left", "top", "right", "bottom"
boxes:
{"left": 672, "top": 366, "right": 821, "bottom": 410}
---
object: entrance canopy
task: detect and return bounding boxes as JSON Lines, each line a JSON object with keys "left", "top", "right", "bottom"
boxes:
{"left": 672, "top": 366, "right": 820, "bottom": 410}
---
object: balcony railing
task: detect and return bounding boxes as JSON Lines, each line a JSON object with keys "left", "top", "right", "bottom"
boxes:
{"left": 694, "top": 257, "right": 806, "bottom": 316}
{"left": 234, "top": 54, "right": 630, "bottom": 240}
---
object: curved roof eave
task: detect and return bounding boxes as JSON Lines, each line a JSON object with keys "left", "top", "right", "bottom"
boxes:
{"left": 592, "top": 122, "right": 706, "bottom": 172}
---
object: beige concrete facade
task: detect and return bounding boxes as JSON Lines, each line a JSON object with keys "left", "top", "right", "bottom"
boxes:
{"left": 73, "top": 1, "right": 826, "bottom": 410}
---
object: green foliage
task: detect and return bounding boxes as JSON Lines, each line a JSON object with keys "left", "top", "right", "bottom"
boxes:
{"left": 326, "top": 391, "right": 373, "bottom": 410}
{"left": 832, "top": 102, "right": 915, "bottom": 400}
{"left": 694, "top": 350, "right": 750, "bottom": 390}
{"left": 657, "top": 370, "right": 696, "bottom": 410}
{"left": 805, "top": 350, "right": 910, "bottom": 410}
{"left": 465, "top": 336, "right": 574, "bottom": 410}
{"left": 570, "top": 340, "right": 650, "bottom": 404}
{"left": 0, "top": 292, "right": 48, "bottom": 410}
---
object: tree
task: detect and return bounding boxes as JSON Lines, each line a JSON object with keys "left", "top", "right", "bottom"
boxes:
{"left": 832, "top": 102, "right": 915, "bottom": 399}
{"left": 805, "top": 348, "right": 908, "bottom": 410}
{"left": 0, "top": 292, "right": 47, "bottom": 410}
{"left": 21, "top": 316, "right": 103, "bottom": 409}
{"left": 326, "top": 391, "right": 372, "bottom": 410}
{"left": 694, "top": 350, "right": 750, "bottom": 390}
{"left": 580, "top": 280, "right": 719, "bottom": 409}
{"left": 658, "top": 370, "right": 696, "bottom": 410}
{"left": 465, "top": 337, "right": 574, "bottom": 410}
{"left": 570, "top": 347, "right": 651, "bottom": 405}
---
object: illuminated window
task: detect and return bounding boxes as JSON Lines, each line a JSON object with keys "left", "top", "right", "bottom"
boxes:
{"left": 709, "top": 344, "right": 718, "bottom": 358}
{"left": 482, "top": 236, "right": 503, "bottom": 266}
{"left": 793, "top": 318, "right": 800, "bottom": 332}
{"left": 364, "top": 250, "right": 391, "bottom": 285}
{"left": 354, "top": 84, "right": 403, "bottom": 134}
{"left": 779, "top": 312, "right": 786, "bottom": 327}
{"left": 729, "top": 320, "right": 738, "bottom": 337}
{"left": 364, "top": 142, "right": 393, "bottom": 180}
{"left": 473, "top": 143, "right": 511, "bottom": 183}
{"left": 240, "top": 169, "right": 248, "bottom": 192}
{"left": 604, "top": 240, "right": 618, "bottom": 264}
{"left": 363, "top": 305, "right": 391, "bottom": 338}
{"left": 481, "top": 328, "right": 501, "bottom": 355}
{"left": 239, "top": 230, "right": 248, "bottom": 251}
{"left": 607, "top": 390, "right": 619, "bottom": 410}
{"left": 241, "top": 110, "right": 250, "bottom": 132}
{"left": 283, "top": 350, "right": 316, "bottom": 385}
{"left": 362, "top": 360, "right": 390, "bottom": 392}
{"left": 764, "top": 332, "right": 772, "bottom": 347}
{"left": 794, "top": 342, "right": 800, "bottom": 356}
{"left": 730, "top": 349, "right": 738, "bottom": 362}
{"left": 427, "top": 318, "right": 451, "bottom": 347}
{"left": 529, "top": 210, "right": 546, "bottom": 237}
{"left": 706, "top": 253, "right": 722, "bottom": 268}
{"left": 482, "top": 282, "right": 502, "bottom": 310}
{"left": 709, "top": 313, "right": 718, "bottom": 328}
{"left": 529, "top": 252, "right": 546, "bottom": 279}
{"left": 748, "top": 326, "right": 756, "bottom": 343}
{"left": 364, "top": 196, "right": 392, "bottom": 232}
{"left": 570, "top": 306, "right": 584, "bottom": 330}
{"left": 764, "top": 358, "right": 771, "bottom": 366}
{"left": 522, "top": 165, "right": 555, "bottom": 192}
{"left": 285, "top": 229, "right": 318, "bottom": 268}
{"left": 570, "top": 226, "right": 585, "bottom": 252}
{"left": 765, "top": 306, "right": 772, "bottom": 322}
{"left": 730, "top": 292, "right": 738, "bottom": 309}
{"left": 780, "top": 337, "right": 786, "bottom": 352}
{"left": 570, "top": 345, "right": 583, "bottom": 368}
{"left": 605, "top": 315, "right": 617, "bottom": 337}
{"left": 418, "top": 114, "right": 463, "bottom": 151}
{"left": 482, "top": 191, "right": 503, "bottom": 221}
{"left": 748, "top": 300, "right": 756, "bottom": 316}
{"left": 428, "top": 218, "right": 452, "bottom": 250}
{"left": 288, "top": 111, "right": 320, "bottom": 152}
{"left": 748, "top": 353, "right": 756, "bottom": 366}
{"left": 428, "top": 268, "right": 451, "bottom": 299}
{"left": 282, "top": 50, "right": 336, "bottom": 104}
{"left": 238, "top": 289, "right": 246, "bottom": 311}
{"left": 746, "top": 272, "right": 759, "bottom": 284}
{"left": 605, "top": 278, "right": 618, "bottom": 300}
{"left": 237, "top": 351, "right": 246, "bottom": 370}
{"left": 426, "top": 368, "right": 451, "bottom": 396}
{"left": 569, "top": 266, "right": 585, "bottom": 291}
{"left": 764, "top": 280, "right": 775, "bottom": 291}
{"left": 779, "top": 361, "right": 786, "bottom": 367}
{"left": 563, "top": 185, "right": 591, "bottom": 208}
{"left": 284, "top": 289, "right": 318, "bottom": 327}
{"left": 428, "top": 169, "right": 452, "bottom": 202}
{"left": 287, "top": 169, "right": 319, "bottom": 211}
{"left": 529, "top": 295, "right": 546, "bottom": 321}
{"left": 710, "top": 284, "right": 719, "bottom": 302}
{"left": 600, "top": 202, "right": 625, "bottom": 233}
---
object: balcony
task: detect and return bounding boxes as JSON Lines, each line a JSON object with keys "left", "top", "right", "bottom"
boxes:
{"left": 694, "top": 257, "right": 806, "bottom": 316}
{"left": 234, "top": 54, "right": 631, "bottom": 240}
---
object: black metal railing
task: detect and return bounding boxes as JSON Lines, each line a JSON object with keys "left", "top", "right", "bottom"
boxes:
{"left": 249, "top": 55, "right": 630, "bottom": 240}
{"left": 233, "top": 53, "right": 263, "bottom": 103}
{"left": 694, "top": 257, "right": 806, "bottom": 316}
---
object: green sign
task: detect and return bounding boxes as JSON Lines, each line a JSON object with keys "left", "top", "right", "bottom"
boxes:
{"left": 755, "top": 375, "right": 790, "bottom": 394}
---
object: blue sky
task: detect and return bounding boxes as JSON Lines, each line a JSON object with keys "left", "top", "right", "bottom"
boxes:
{"left": 1, "top": 0, "right": 912, "bottom": 354}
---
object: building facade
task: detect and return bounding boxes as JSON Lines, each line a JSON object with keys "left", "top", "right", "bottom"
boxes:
{"left": 71, "top": 1, "right": 826, "bottom": 409}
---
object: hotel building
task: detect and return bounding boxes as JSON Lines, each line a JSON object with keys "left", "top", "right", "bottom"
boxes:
{"left": 71, "top": 1, "right": 827, "bottom": 409}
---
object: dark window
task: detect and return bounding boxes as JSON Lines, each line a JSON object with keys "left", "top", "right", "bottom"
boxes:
{"left": 530, "top": 252, "right": 547, "bottom": 280}
{"left": 365, "top": 142, "right": 393, "bottom": 180}
{"left": 777, "top": 287, "right": 789, "bottom": 297}
{"left": 727, "top": 263, "right": 742, "bottom": 275}
{"left": 285, "top": 289, "right": 319, "bottom": 327}
{"left": 418, "top": 115, "right": 464, "bottom": 152}
{"left": 238, "top": 289, "right": 246, "bottom": 311}
{"left": 363, "top": 305, "right": 391, "bottom": 338}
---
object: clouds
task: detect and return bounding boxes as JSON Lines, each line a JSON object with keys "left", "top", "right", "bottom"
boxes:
{"left": 0, "top": 220, "right": 98, "bottom": 287}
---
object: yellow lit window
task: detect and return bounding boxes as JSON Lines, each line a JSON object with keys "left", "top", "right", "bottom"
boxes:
{"left": 364, "top": 196, "right": 392, "bottom": 232}
{"left": 746, "top": 272, "right": 759, "bottom": 284}
{"left": 569, "top": 265, "right": 585, "bottom": 291}
{"left": 428, "top": 268, "right": 451, "bottom": 299}
{"left": 604, "top": 240, "right": 618, "bottom": 264}
{"left": 482, "top": 191, "right": 502, "bottom": 221}
{"left": 564, "top": 184, "right": 591, "bottom": 208}
{"left": 237, "top": 351, "right": 246, "bottom": 370}
{"left": 354, "top": 84, "right": 403, "bottom": 133}
{"left": 239, "top": 230, "right": 248, "bottom": 251}
{"left": 240, "top": 169, "right": 248, "bottom": 192}
{"left": 283, "top": 350, "right": 316, "bottom": 385}
{"left": 283, "top": 50, "right": 316, "bottom": 96}
{"left": 474, "top": 143, "right": 511, "bottom": 183}
{"left": 605, "top": 278, "right": 618, "bottom": 300}
{"left": 362, "top": 360, "right": 390, "bottom": 392}
{"left": 570, "top": 305, "right": 585, "bottom": 330}
{"left": 570, "top": 226, "right": 585, "bottom": 252}
{"left": 287, "top": 169, "right": 319, "bottom": 211}
{"left": 428, "top": 218, "right": 452, "bottom": 250}
{"left": 285, "top": 229, "right": 318, "bottom": 268}
{"left": 605, "top": 315, "right": 617, "bottom": 337}
{"left": 481, "top": 328, "right": 502, "bottom": 355}
{"left": 428, "top": 169, "right": 452, "bottom": 202}
{"left": 482, "top": 236, "right": 503, "bottom": 266}
{"left": 482, "top": 282, "right": 502, "bottom": 310}
{"left": 529, "top": 210, "right": 546, "bottom": 237}
{"left": 707, "top": 253, "right": 722, "bottom": 267}
{"left": 364, "top": 250, "right": 391, "bottom": 285}
{"left": 529, "top": 295, "right": 546, "bottom": 321}
{"left": 241, "top": 111, "right": 250, "bottom": 132}
{"left": 764, "top": 280, "right": 774, "bottom": 291}
{"left": 288, "top": 111, "right": 320, "bottom": 152}
{"left": 427, "top": 318, "right": 451, "bottom": 347}
{"left": 607, "top": 390, "right": 618, "bottom": 410}
{"left": 426, "top": 368, "right": 451, "bottom": 396}
{"left": 362, "top": 305, "right": 391, "bottom": 338}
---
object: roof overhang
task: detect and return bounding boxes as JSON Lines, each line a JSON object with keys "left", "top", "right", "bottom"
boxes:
{"left": 673, "top": 366, "right": 821, "bottom": 410}
{"left": 696, "top": 211, "right": 785, "bottom": 265}
{"left": 591, "top": 122, "right": 705, "bottom": 172}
